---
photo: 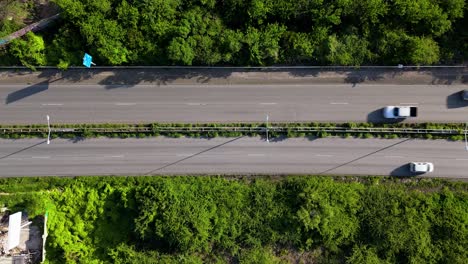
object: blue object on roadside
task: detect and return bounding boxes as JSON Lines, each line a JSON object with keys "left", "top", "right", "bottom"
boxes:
{"left": 83, "top": 53, "right": 93, "bottom": 68}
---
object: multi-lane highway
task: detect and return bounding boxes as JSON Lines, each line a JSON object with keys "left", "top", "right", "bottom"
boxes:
{"left": 0, "top": 137, "right": 467, "bottom": 178}
{"left": 1, "top": 70, "right": 467, "bottom": 178}
{"left": 1, "top": 83, "right": 467, "bottom": 124}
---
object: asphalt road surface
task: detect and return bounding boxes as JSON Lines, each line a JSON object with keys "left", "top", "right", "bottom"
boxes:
{"left": 1, "top": 84, "right": 467, "bottom": 124}
{"left": 0, "top": 137, "right": 467, "bottom": 178}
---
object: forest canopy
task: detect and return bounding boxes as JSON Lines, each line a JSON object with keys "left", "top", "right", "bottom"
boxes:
{"left": 0, "top": 0, "right": 467, "bottom": 67}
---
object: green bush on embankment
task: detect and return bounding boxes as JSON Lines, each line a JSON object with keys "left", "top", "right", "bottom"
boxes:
{"left": 0, "top": 176, "right": 466, "bottom": 263}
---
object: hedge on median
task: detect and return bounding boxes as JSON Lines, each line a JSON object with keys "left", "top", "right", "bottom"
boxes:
{"left": 0, "top": 122, "right": 466, "bottom": 140}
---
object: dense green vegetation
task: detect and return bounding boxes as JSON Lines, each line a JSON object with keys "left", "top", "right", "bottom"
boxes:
{"left": 0, "top": 176, "right": 466, "bottom": 263}
{"left": 1, "top": 0, "right": 467, "bottom": 67}
{"left": 1, "top": 122, "right": 466, "bottom": 141}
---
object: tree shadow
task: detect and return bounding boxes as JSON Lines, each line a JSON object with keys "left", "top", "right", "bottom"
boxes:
{"left": 430, "top": 68, "right": 466, "bottom": 85}
{"left": 287, "top": 68, "right": 388, "bottom": 85}
{"left": 98, "top": 68, "right": 234, "bottom": 89}
{"left": 446, "top": 91, "right": 468, "bottom": 109}
{"left": 52, "top": 68, "right": 96, "bottom": 83}
{"left": 266, "top": 135, "right": 288, "bottom": 142}
{"left": 306, "top": 135, "right": 319, "bottom": 141}
{"left": 5, "top": 68, "right": 96, "bottom": 84}
{"left": 288, "top": 67, "right": 468, "bottom": 85}
{"left": 367, "top": 108, "right": 405, "bottom": 124}
{"left": 25, "top": 220, "right": 43, "bottom": 263}
{"left": 267, "top": 134, "right": 320, "bottom": 142}
{"left": 278, "top": 68, "right": 321, "bottom": 78}
{"left": 343, "top": 69, "right": 387, "bottom": 86}
{"left": 67, "top": 136, "right": 86, "bottom": 143}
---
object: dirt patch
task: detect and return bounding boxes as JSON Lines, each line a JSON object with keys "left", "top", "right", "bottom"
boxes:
{"left": 0, "top": 0, "right": 30, "bottom": 25}
{"left": 35, "top": 0, "right": 59, "bottom": 20}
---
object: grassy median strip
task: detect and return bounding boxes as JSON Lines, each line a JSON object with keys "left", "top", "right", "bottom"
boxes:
{"left": 0, "top": 122, "right": 466, "bottom": 140}
{"left": 0, "top": 175, "right": 466, "bottom": 263}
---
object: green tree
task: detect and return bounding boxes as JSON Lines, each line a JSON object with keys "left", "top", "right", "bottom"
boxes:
{"left": 408, "top": 36, "right": 440, "bottom": 65}
{"left": 347, "top": 245, "right": 388, "bottom": 264}
{"left": 248, "top": 0, "right": 273, "bottom": 24}
{"left": 360, "top": 187, "right": 440, "bottom": 263}
{"left": 47, "top": 28, "right": 84, "bottom": 69}
{"left": 391, "top": 0, "right": 453, "bottom": 36}
{"left": 244, "top": 24, "right": 286, "bottom": 65}
{"left": 326, "top": 34, "right": 372, "bottom": 65}
{"left": 167, "top": 37, "right": 196, "bottom": 65}
{"left": 219, "top": 29, "right": 243, "bottom": 63}
{"left": 9, "top": 32, "right": 46, "bottom": 69}
{"left": 429, "top": 189, "right": 468, "bottom": 264}
{"left": 294, "top": 178, "right": 363, "bottom": 251}
{"left": 282, "top": 32, "right": 315, "bottom": 63}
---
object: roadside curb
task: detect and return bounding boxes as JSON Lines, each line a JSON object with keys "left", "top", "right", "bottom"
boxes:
{"left": 1, "top": 67, "right": 467, "bottom": 85}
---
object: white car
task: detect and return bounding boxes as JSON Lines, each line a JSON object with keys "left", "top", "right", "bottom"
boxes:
{"left": 383, "top": 106, "right": 418, "bottom": 118}
{"left": 409, "top": 162, "right": 434, "bottom": 173}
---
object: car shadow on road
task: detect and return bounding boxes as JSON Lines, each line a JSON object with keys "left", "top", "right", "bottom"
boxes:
{"left": 390, "top": 163, "right": 428, "bottom": 177}
{"left": 390, "top": 164, "right": 412, "bottom": 177}
{"left": 446, "top": 91, "right": 468, "bottom": 109}
{"left": 367, "top": 108, "right": 405, "bottom": 124}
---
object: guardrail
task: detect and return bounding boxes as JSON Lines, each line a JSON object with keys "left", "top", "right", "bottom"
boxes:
{"left": 0, "top": 126, "right": 464, "bottom": 135}
{"left": 0, "top": 14, "right": 60, "bottom": 47}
